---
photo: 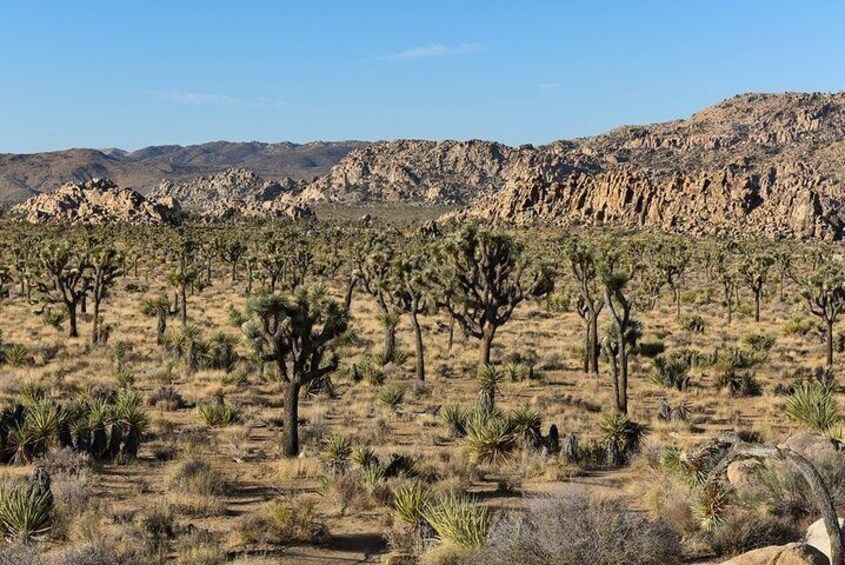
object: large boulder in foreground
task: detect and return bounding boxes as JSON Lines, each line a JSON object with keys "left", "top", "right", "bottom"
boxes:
{"left": 719, "top": 542, "right": 828, "bottom": 564}
{"left": 804, "top": 516, "right": 845, "bottom": 563}
{"left": 10, "top": 178, "right": 178, "bottom": 225}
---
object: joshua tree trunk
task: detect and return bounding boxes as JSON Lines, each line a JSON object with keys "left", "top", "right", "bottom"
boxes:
{"left": 479, "top": 326, "right": 495, "bottom": 371}
{"left": 410, "top": 309, "right": 425, "bottom": 381}
{"left": 67, "top": 304, "right": 79, "bottom": 338}
{"left": 754, "top": 288, "right": 762, "bottom": 322}
{"left": 589, "top": 310, "right": 600, "bottom": 374}
{"left": 447, "top": 316, "right": 455, "bottom": 351}
{"left": 80, "top": 293, "right": 87, "bottom": 315}
{"left": 827, "top": 320, "right": 835, "bottom": 368}
{"left": 282, "top": 381, "right": 301, "bottom": 457}
{"left": 384, "top": 323, "right": 396, "bottom": 363}
{"left": 157, "top": 311, "right": 167, "bottom": 345}
{"left": 179, "top": 285, "right": 187, "bottom": 325}
{"left": 91, "top": 296, "right": 101, "bottom": 344}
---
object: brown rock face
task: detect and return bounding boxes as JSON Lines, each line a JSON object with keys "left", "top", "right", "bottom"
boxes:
{"left": 457, "top": 159, "right": 845, "bottom": 239}
{"left": 718, "top": 543, "right": 828, "bottom": 565}
{"left": 149, "top": 167, "right": 314, "bottom": 221}
{"left": 10, "top": 178, "right": 178, "bottom": 225}
{"left": 300, "top": 140, "right": 535, "bottom": 204}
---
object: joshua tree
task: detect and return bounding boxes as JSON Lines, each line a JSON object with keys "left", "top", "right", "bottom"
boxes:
{"left": 437, "top": 225, "right": 553, "bottom": 372}
{"left": 258, "top": 240, "right": 286, "bottom": 293}
{"left": 166, "top": 265, "right": 199, "bottom": 326}
{"left": 712, "top": 242, "right": 738, "bottom": 324}
{"left": 355, "top": 236, "right": 405, "bottom": 363}
{"left": 653, "top": 240, "right": 689, "bottom": 319}
{"left": 392, "top": 248, "right": 434, "bottom": 381}
{"left": 242, "top": 285, "right": 349, "bottom": 457}
{"left": 739, "top": 250, "right": 775, "bottom": 323}
{"left": 215, "top": 236, "right": 247, "bottom": 283}
{"left": 598, "top": 241, "right": 639, "bottom": 414}
{"left": 89, "top": 246, "right": 124, "bottom": 344}
{"left": 773, "top": 248, "right": 793, "bottom": 303}
{"left": 37, "top": 241, "right": 90, "bottom": 338}
{"left": 141, "top": 295, "right": 171, "bottom": 345}
{"left": 801, "top": 263, "right": 845, "bottom": 367}
{"left": 564, "top": 238, "right": 603, "bottom": 374}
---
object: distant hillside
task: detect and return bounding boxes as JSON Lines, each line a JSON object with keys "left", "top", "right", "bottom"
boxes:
{"left": 0, "top": 141, "right": 367, "bottom": 204}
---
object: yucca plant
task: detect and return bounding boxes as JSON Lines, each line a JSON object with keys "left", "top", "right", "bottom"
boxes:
{"left": 4, "top": 344, "right": 31, "bottom": 368}
{"left": 205, "top": 332, "right": 239, "bottom": 372}
{"left": 465, "top": 410, "right": 515, "bottom": 463}
{"left": 503, "top": 361, "right": 531, "bottom": 382}
{"left": 599, "top": 414, "right": 648, "bottom": 459}
{"left": 24, "top": 401, "right": 62, "bottom": 456}
{"left": 742, "top": 331, "right": 777, "bottom": 353}
{"left": 359, "top": 465, "right": 385, "bottom": 490}
{"left": 691, "top": 481, "right": 730, "bottom": 532}
{"left": 649, "top": 355, "right": 691, "bottom": 391}
{"left": 659, "top": 446, "right": 705, "bottom": 487}
{"left": 7, "top": 425, "right": 35, "bottom": 465}
{"left": 478, "top": 365, "right": 505, "bottom": 412}
{"left": 392, "top": 480, "right": 432, "bottom": 527}
{"left": 378, "top": 385, "right": 405, "bottom": 410}
{"left": 441, "top": 404, "right": 468, "bottom": 438}
{"left": 323, "top": 434, "right": 353, "bottom": 474}
{"left": 506, "top": 407, "right": 541, "bottom": 441}
{"left": 197, "top": 402, "right": 242, "bottom": 428}
{"left": 423, "top": 494, "right": 490, "bottom": 549}
{"left": 716, "top": 368, "right": 763, "bottom": 397}
{"left": 18, "top": 381, "right": 47, "bottom": 405}
{"left": 786, "top": 381, "right": 840, "bottom": 433}
{"left": 351, "top": 445, "right": 378, "bottom": 469}
{"left": 0, "top": 483, "right": 53, "bottom": 542}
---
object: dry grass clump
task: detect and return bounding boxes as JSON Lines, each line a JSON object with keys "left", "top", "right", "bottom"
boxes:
{"left": 474, "top": 491, "right": 682, "bottom": 565}
{"left": 166, "top": 457, "right": 227, "bottom": 516}
{"left": 238, "top": 497, "right": 329, "bottom": 546}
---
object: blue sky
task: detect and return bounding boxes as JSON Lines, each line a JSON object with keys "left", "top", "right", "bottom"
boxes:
{"left": 0, "top": 1, "right": 843, "bottom": 153}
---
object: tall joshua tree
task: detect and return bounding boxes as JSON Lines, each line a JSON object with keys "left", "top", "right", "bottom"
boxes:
{"left": 801, "top": 262, "right": 845, "bottom": 368}
{"left": 739, "top": 249, "right": 775, "bottom": 323}
{"left": 141, "top": 295, "right": 171, "bottom": 345}
{"left": 437, "top": 225, "right": 553, "bottom": 372}
{"left": 89, "top": 246, "right": 124, "bottom": 345}
{"left": 653, "top": 240, "right": 689, "bottom": 319}
{"left": 355, "top": 236, "right": 404, "bottom": 363}
{"left": 167, "top": 265, "right": 199, "bottom": 326}
{"left": 598, "top": 241, "right": 640, "bottom": 414}
{"left": 38, "top": 241, "right": 90, "bottom": 338}
{"left": 242, "top": 285, "right": 349, "bottom": 457}
{"left": 215, "top": 236, "right": 248, "bottom": 283}
{"left": 392, "top": 247, "right": 434, "bottom": 381}
{"left": 564, "top": 238, "right": 603, "bottom": 374}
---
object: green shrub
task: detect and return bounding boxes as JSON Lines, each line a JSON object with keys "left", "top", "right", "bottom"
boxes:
{"left": 465, "top": 410, "right": 515, "bottom": 463}
{"left": 649, "top": 355, "right": 690, "bottom": 391}
{"left": 323, "top": 434, "right": 353, "bottom": 473}
{"left": 680, "top": 315, "right": 706, "bottom": 333}
{"left": 0, "top": 482, "right": 53, "bottom": 542}
{"left": 638, "top": 340, "right": 666, "bottom": 358}
{"left": 716, "top": 369, "right": 763, "bottom": 397}
{"left": 742, "top": 332, "right": 776, "bottom": 353}
{"left": 392, "top": 480, "right": 432, "bottom": 527}
{"left": 441, "top": 404, "right": 468, "bottom": 438}
{"left": 783, "top": 316, "right": 816, "bottom": 336}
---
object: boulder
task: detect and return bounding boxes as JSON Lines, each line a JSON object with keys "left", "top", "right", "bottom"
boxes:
{"left": 780, "top": 432, "right": 839, "bottom": 461}
{"left": 718, "top": 542, "right": 828, "bottom": 564}
{"left": 804, "top": 516, "right": 845, "bottom": 562}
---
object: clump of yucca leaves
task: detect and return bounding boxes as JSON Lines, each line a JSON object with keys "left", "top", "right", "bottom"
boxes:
{"left": 786, "top": 381, "right": 840, "bottom": 434}
{"left": 465, "top": 408, "right": 515, "bottom": 464}
{"left": 197, "top": 401, "right": 243, "bottom": 428}
{"left": 649, "top": 354, "right": 691, "bottom": 391}
{"left": 599, "top": 413, "right": 648, "bottom": 463}
{"left": 378, "top": 385, "right": 405, "bottom": 410}
{"left": 392, "top": 481, "right": 490, "bottom": 549}
{"left": 0, "top": 387, "right": 149, "bottom": 464}
{"left": 0, "top": 480, "right": 53, "bottom": 542}
{"left": 441, "top": 404, "right": 468, "bottom": 438}
{"left": 322, "top": 434, "right": 353, "bottom": 474}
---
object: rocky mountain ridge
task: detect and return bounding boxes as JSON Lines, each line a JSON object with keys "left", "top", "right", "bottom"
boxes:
{"left": 0, "top": 141, "right": 366, "bottom": 204}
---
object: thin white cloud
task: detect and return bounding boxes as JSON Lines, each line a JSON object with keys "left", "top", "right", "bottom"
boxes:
{"left": 539, "top": 82, "right": 562, "bottom": 91}
{"left": 149, "top": 90, "right": 236, "bottom": 105}
{"left": 379, "top": 42, "right": 486, "bottom": 61}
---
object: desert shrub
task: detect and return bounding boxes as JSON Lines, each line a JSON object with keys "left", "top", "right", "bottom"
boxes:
{"left": 204, "top": 332, "right": 239, "bottom": 372}
{"left": 174, "top": 529, "right": 226, "bottom": 565}
{"left": 722, "top": 348, "right": 767, "bottom": 369}
{"left": 599, "top": 414, "right": 648, "bottom": 460}
{"left": 197, "top": 401, "right": 242, "bottom": 427}
{"left": 649, "top": 355, "right": 690, "bottom": 391}
{"left": 351, "top": 444, "right": 378, "bottom": 469}
{"left": 378, "top": 385, "right": 405, "bottom": 410}
{"left": 741, "top": 332, "right": 777, "bottom": 353}
{"left": 476, "top": 491, "right": 682, "bottom": 565}
{"left": 239, "top": 498, "right": 328, "bottom": 546}
{"left": 503, "top": 361, "right": 534, "bottom": 382}
{"left": 709, "top": 511, "right": 798, "bottom": 557}
{"left": 169, "top": 458, "right": 225, "bottom": 497}
{"left": 50, "top": 542, "right": 140, "bottom": 565}
{"left": 786, "top": 381, "right": 839, "bottom": 433}
{"left": 392, "top": 479, "right": 432, "bottom": 527}
{"left": 716, "top": 369, "right": 762, "bottom": 397}
{"left": 784, "top": 316, "right": 817, "bottom": 336}
{"left": 423, "top": 494, "right": 490, "bottom": 550}
{"left": 4, "top": 344, "right": 32, "bottom": 367}
{"left": 638, "top": 340, "right": 666, "bottom": 358}
{"left": 680, "top": 315, "right": 706, "bottom": 333}
{"left": 322, "top": 434, "right": 353, "bottom": 473}
{"left": 148, "top": 387, "right": 186, "bottom": 411}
